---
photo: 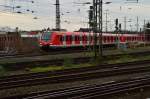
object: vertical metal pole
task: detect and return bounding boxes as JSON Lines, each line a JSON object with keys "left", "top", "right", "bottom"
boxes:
{"left": 56, "top": 0, "right": 61, "bottom": 31}
{"left": 99, "top": 0, "right": 103, "bottom": 57}
{"left": 137, "top": 16, "right": 139, "bottom": 33}
{"left": 124, "top": 16, "right": 126, "bottom": 33}
{"left": 144, "top": 19, "right": 146, "bottom": 46}
{"left": 92, "top": 0, "right": 103, "bottom": 58}
{"left": 105, "top": 10, "right": 108, "bottom": 33}
{"left": 95, "top": 0, "right": 98, "bottom": 58}
{"left": 93, "top": 0, "right": 97, "bottom": 58}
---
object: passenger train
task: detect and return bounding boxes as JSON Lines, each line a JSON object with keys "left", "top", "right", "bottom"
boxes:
{"left": 39, "top": 31, "right": 145, "bottom": 49}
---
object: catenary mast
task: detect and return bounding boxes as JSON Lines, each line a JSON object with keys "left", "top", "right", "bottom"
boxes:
{"left": 56, "top": 0, "right": 60, "bottom": 31}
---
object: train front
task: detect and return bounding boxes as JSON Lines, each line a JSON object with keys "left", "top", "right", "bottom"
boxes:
{"left": 39, "top": 31, "right": 52, "bottom": 49}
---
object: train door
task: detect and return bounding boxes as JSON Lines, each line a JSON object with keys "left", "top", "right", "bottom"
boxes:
{"left": 62, "top": 34, "right": 66, "bottom": 47}
{"left": 75, "top": 35, "right": 80, "bottom": 45}
{"left": 80, "top": 33, "right": 82, "bottom": 46}
{"left": 72, "top": 33, "right": 75, "bottom": 46}
{"left": 120, "top": 36, "right": 126, "bottom": 43}
{"left": 66, "top": 35, "right": 69, "bottom": 46}
{"left": 87, "top": 34, "right": 90, "bottom": 46}
{"left": 66, "top": 35, "right": 72, "bottom": 46}
{"left": 70, "top": 35, "right": 72, "bottom": 45}
{"left": 82, "top": 33, "right": 87, "bottom": 46}
{"left": 59, "top": 35, "right": 63, "bottom": 45}
{"left": 89, "top": 34, "right": 93, "bottom": 45}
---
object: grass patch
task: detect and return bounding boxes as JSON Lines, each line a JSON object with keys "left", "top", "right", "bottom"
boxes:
{"left": 63, "top": 57, "right": 73, "bottom": 67}
{"left": 2, "top": 46, "right": 150, "bottom": 75}
{"left": 29, "top": 53, "right": 150, "bottom": 73}
{"left": 30, "top": 66, "right": 63, "bottom": 73}
{"left": 0, "top": 65, "right": 6, "bottom": 77}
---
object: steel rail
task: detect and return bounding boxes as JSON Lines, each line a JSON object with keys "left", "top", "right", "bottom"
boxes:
{"left": 23, "top": 76, "right": 150, "bottom": 99}
{"left": 1, "top": 59, "right": 150, "bottom": 82}
{"left": 1, "top": 61, "right": 150, "bottom": 96}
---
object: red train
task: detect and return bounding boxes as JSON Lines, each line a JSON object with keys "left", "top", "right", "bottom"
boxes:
{"left": 39, "top": 31, "right": 145, "bottom": 49}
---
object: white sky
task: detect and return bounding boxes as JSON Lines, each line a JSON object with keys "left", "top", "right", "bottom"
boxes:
{"left": 0, "top": 0, "right": 150, "bottom": 31}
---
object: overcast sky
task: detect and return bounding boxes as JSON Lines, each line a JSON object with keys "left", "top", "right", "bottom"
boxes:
{"left": 0, "top": 0, "right": 150, "bottom": 31}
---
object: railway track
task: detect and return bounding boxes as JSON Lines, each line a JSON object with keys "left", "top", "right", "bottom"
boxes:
{"left": 0, "top": 49, "right": 86, "bottom": 59}
{"left": 22, "top": 75, "right": 150, "bottom": 99}
{"left": 2, "top": 50, "right": 150, "bottom": 71}
{"left": 0, "top": 48, "right": 150, "bottom": 59}
{"left": 1, "top": 60, "right": 150, "bottom": 91}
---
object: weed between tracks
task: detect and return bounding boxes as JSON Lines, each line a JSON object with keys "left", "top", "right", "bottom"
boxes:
{"left": 0, "top": 65, "right": 5, "bottom": 76}
{"left": 30, "top": 54, "right": 150, "bottom": 73}
{"left": 30, "top": 57, "right": 93, "bottom": 73}
{"left": 1, "top": 49, "right": 150, "bottom": 76}
{"left": 30, "top": 63, "right": 93, "bottom": 73}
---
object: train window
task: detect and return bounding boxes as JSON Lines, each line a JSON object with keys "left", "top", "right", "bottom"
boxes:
{"left": 137, "top": 37, "right": 139, "bottom": 40}
{"left": 75, "top": 36, "right": 78, "bottom": 41}
{"left": 68, "top": 36, "right": 70, "bottom": 41}
{"left": 142, "top": 37, "right": 144, "bottom": 41}
{"left": 41, "top": 33, "right": 51, "bottom": 41}
{"left": 104, "top": 36, "right": 106, "bottom": 42}
{"left": 87, "top": 36, "right": 90, "bottom": 41}
{"left": 75, "top": 36, "right": 80, "bottom": 41}
{"left": 82, "top": 36, "right": 85, "bottom": 41}
{"left": 111, "top": 36, "right": 114, "bottom": 42}
{"left": 107, "top": 36, "right": 109, "bottom": 42}
{"left": 66, "top": 36, "right": 69, "bottom": 41}
{"left": 127, "top": 37, "right": 129, "bottom": 41}
{"left": 110, "top": 36, "right": 112, "bottom": 42}
{"left": 140, "top": 37, "right": 142, "bottom": 40}
{"left": 90, "top": 36, "right": 93, "bottom": 41}
{"left": 60, "top": 36, "right": 64, "bottom": 42}
{"left": 66, "top": 36, "right": 72, "bottom": 41}
{"left": 78, "top": 36, "right": 80, "bottom": 41}
{"left": 129, "top": 37, "right": 131, "bottom": 41}
{"left": 85, "top": 36, "right": 87, "bottom": 41}
{"left": 135, "top": 37, "right": 137, "bottom": 41}
{"left": 132, "top": 37, "right": 134, "bottom": 41}
{"left": 70, "top": 36, "right": 72, "bottom": 41}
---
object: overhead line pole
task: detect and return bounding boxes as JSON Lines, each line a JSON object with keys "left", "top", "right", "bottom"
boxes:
{"left": 93, "top": 0, "right": 97, "bottom": 58}
{"left": 92, "top": 0, "right": 103, "bottom": 58}
{"left": 105, "top": 10, "right": 108, "bottom": 33}
{"left": 124, "top": 16, "right": 127, "bottom": 33}
{"left": 56, "top": 0, "right": 61, "bottom": 31}
{"left": 137, "top": 16, "right": 139, "bottom": 33}
{"left": 98, "top": 0, "right": 103, "bottom": 57}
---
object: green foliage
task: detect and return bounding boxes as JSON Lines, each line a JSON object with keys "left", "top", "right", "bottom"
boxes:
{"left": 90, "top": 56, "right": 105, "bottom": 66}
{"left": 30, "top": 66, "right": 63, "bottom": 73}
{"left": 63, "top": 57, "right": 73, "bottom": 67}
{"left": 0, "top": 65, "right": 5, "bottom": 76}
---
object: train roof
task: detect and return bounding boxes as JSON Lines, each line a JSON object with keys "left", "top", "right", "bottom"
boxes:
{"left": 45, "top": 31, "right": 139, "bottom": 36}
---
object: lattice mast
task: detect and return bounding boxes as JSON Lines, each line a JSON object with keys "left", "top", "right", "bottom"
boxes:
{"left": 92, "top": 0, "right": 103, "bottom": 57}
{"left": 56, "top": 0, "right": 60, "bottom": 30}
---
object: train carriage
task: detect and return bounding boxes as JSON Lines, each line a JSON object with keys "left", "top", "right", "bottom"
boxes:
{"left": 39, "top": 31, "right": 145, "bottom": 49}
